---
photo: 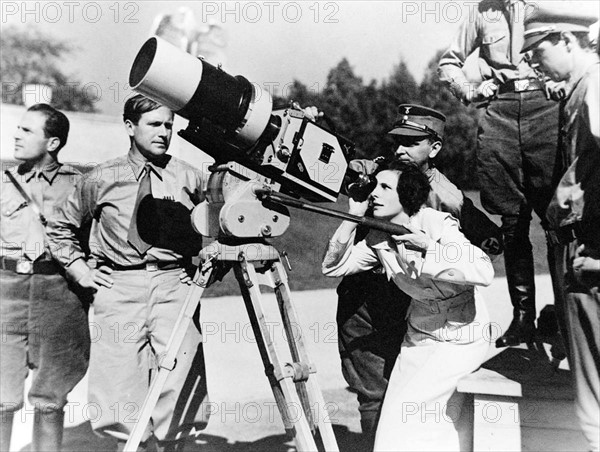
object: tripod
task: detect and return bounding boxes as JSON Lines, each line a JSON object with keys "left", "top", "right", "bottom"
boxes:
{"left": 124, "top": 240, "right": 339, "bottom": 451}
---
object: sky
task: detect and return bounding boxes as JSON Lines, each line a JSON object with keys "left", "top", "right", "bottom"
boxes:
{"left": 1, "top": 1, "right": 475, "bottom": 115}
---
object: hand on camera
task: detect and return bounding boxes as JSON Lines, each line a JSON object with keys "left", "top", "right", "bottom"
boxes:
{"left": 292, "top": 102, "right": 323, "bottom": 121}
{"left": 348, "top": 196, "right": 370, "bottom": 217}
{"left": 179, "top": 267, "right": 193, "bottom": 285}
{"left": 348, "top": 159, "right": 379, "bottom": 176}
{"left": 77, "top": 266, "right": 114, "bottom": 290}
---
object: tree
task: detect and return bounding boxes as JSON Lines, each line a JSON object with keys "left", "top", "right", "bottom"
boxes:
{"left": 0, "top": 25, "right": 97, "bottom": 112}
{"left": 420, "top": 49, "right": 480, "bottom": 189}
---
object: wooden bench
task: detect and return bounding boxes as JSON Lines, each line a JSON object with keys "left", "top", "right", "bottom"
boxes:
{"left": 457, "top": 367, "right": 522, "bottom": 452}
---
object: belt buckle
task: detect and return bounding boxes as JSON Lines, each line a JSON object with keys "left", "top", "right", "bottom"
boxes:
{"left": 16, "top": 258, "right": 34, "bottom": 274}
{"left": 514, "top": 79, "right": 529, "bottom": 92}
{"left": 146, "top": 262, "right": 158, "bottom": 272}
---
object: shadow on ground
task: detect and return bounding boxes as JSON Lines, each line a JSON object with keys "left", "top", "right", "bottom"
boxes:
{"left": 20, "top": 422, "right": 364, "bottom": 452}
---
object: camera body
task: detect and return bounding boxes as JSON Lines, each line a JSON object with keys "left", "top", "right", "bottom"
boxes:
{"left": 130, "top": 36, "right": 355, "bottom": 205}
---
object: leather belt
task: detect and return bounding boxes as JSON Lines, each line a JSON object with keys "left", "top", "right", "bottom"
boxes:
{"left": 103, "top": 259, "right": 191, "bottom": 272}
{"left": 0, "top": 256, "right": 60, "bottom": 275}
{"left": 497, "top": 78, "right": 544, "bottom": 94}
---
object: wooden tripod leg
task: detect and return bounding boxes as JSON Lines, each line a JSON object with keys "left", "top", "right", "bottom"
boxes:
{"left": 123, "top": 264, "right": 213, "bottom": 452}
{"left": 271, "top": 261, "right": 339, "bottom": 452}
{"left": 233, "top": 258, "right": 320, "bottom": 452}
{"left": 271, "top": 262, "right": 314, "bottom": 433}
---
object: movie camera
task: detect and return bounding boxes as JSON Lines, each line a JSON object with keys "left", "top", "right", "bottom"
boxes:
{"left": 129, "top": 36, "right": 365, "bottom": 240}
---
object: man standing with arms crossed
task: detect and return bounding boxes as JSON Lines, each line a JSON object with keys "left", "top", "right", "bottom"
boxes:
{"left": 47, "top": 94, "right": 209, "bottom": 451}
{"left": 438, "top": 0, "right": 564, "bottom": 348}
{"left": 1, "top": 104, "right": 91, "bottom": 452}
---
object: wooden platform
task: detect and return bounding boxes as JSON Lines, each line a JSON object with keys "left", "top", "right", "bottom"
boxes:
{"left": 458, "top": 346, "right": 588, "bottom": 452}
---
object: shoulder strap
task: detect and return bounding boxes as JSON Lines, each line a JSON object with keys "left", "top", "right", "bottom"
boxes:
{"left": 4, "top": 170, "right": 47, "bottom": 226}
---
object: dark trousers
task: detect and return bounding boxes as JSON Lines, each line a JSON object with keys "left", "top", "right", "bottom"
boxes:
{"left": 336, "top": 272, "right": 410, "bottom": 430}
{"left": 477, "top": 90, "right": 561, "bottom": 316}
{"left": 565, "top": 244, "right": 600, "bottom": 451}
{"left": 0, "top": 270, "right": 91, "bottom": 412}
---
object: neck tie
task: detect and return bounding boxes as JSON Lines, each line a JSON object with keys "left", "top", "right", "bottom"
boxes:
{"left": 128, "top": 164, "right": 153, "bottom": 255}
{"left": 509, "top": 0, "right": 525, "bottom": 66}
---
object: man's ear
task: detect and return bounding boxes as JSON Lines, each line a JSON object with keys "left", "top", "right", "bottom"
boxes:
{"left": 562, "top": 31, "right": 576, "bottom": 51}
{"left": 46, "top": 137, "right": 61, "bottom": 153}
{"left": 124, "top": 119, "right": 135, "bottom": 137}
{"left": 428, "top": 141, "right": 442, "bottom": 159}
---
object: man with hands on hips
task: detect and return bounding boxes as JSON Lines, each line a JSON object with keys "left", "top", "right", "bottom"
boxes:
{"left": 47, "top": 94, "right": 209, "bottom": 451}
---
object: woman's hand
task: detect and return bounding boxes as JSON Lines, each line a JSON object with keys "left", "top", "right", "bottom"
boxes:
{"left": 348, "top": 196, "right": 370, "bottom": 217}
{"left": 392, "top": 225, "right": 430, "bottom": 252}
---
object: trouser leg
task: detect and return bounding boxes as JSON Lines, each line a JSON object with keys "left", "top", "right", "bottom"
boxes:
{"left": 545, "top": 236, "right": 569, "bottom": 361}
{"left": 1, "top": 411, "right": 14, "bottom": 452}
{"left": 336, "top": 272, "right": 409, "bottom": 435}
{"left": 565, "top": 279, "right": 600, "bottom": 452}
{"left": 32, "top": 408, "right": 64, "bottom": 452}
{"left": 496, "top": 210, "right": 537, "bottom": 347}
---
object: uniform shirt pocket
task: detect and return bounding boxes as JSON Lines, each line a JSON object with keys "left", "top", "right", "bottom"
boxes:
{"left": 2, "top": 198, "right": 28, "bottom": 218}
{"left": 1, "top": 197, "right": 34, "bottom": 248}
{"left": 481, "top": 34, "right": 509, "bottom": 63}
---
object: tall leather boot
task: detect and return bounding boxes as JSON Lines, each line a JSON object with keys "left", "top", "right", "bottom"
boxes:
{"left": 496, "top": 213, "right": 537, "bottom": 348}
{"left": 1, "top": 411, "right": 14, "bottom": 452}
{"left": 32, "top": 408, "right": 64, "bottom": 452}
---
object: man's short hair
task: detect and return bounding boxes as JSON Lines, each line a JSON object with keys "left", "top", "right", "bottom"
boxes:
{"left": 27, "top": 103, "right": 69, "bottom": 152}
{"left": 123, "top": 94, "right": 169, "bottom": 124}
{"left": 544, "top": 31, "right": 593, "bottom": 50}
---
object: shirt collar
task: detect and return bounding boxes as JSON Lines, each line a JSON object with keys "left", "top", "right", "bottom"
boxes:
{"left": 565, "top": 58, "right": 600, "bottom": 98}
{"left": 127, "top": 149, "right": 171, "bottom": 181}
{"left": 18, "top": 160, "right": 62, "bottom": 183}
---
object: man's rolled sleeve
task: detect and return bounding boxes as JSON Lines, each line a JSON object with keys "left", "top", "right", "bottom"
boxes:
{"left": 438, "top": 13, "right": 481, "bottom": 101}
{"left": 47, "top": 176, "right": 97, "bottom": 268}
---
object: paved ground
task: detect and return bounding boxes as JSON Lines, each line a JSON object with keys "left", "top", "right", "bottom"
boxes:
{"left": 7, "top": 274, "right": 587, "bottom": 451}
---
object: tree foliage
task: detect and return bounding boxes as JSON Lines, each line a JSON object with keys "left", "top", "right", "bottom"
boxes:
{"left": 1, "top": 26, "right": 97, "bottom": 112}
{"left": 283, "top": 51, "right": 479, "bottom": 188}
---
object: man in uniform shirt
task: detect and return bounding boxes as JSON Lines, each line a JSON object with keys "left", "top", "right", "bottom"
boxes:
{"left": 523, "top": 6, "right": 599, "bottom": 450}
{"left": 47, "top": 94, "right": 209, "bottom": 451}
{"left": 438, "top": 0, "right": 564, "bottom": 348}
{"left": 0, "top": 104, "right": 91, "bottom": 452}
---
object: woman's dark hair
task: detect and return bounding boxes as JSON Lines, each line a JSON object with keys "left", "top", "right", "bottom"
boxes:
{"left": 27, "top": 103, "right": 69, "bottom": 152}
{"left": 375, "top": 160, "right": 431, "bottom": 216}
